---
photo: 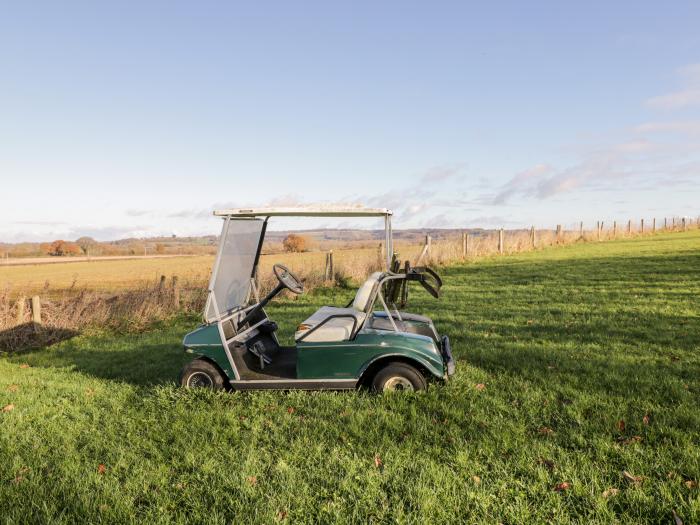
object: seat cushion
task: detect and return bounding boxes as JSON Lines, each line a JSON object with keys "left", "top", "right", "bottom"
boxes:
{"left": 294, "top": 306, "right": 367, "bottom": 343}
{"left": 352, "top": 272, "right": 382, "bottom": 312}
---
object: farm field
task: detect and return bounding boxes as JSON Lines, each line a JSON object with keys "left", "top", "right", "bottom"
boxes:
{"left": 1, "top": 230, "right": 699, "bottom": 523}
{"left": 0, "top": 244, "right": 425, "bottom": 295}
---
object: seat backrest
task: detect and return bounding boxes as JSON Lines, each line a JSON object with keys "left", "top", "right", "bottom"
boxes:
{"left": 352, "top": 272, "right": 382, "bottom": 312}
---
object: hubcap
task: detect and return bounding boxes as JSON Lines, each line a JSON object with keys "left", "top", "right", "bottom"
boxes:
{"left": 187, "top": 371, "right": 214, "bottom": 389}
{"left": 383, "top": 376, "right": 414, "bottom": 391}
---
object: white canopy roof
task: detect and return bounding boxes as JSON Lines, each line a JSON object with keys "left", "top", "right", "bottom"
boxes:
{"left": 213, "top": 206, "right": 392, "bottom": 218}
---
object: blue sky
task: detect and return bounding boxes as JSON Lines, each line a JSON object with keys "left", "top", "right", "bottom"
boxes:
{"left": 1, "top": 1, "right": 699, "bottom": 241}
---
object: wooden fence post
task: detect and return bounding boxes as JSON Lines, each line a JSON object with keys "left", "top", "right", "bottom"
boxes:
{"left": 414, "top": 236, "right": 430, "bottom": 266}
{"left": 596, "top": 221, "right": 601, "bottom": 241}
{"left": 171, "top": 276, "right": 180, "bottom": 308}
{"left": 498, "top": 229, "right": 504, "bottom": 254}
{"left": 652, "top": 218, "right": 656, "bottom": 233}
{"left": 466, "top": 233, "right": 471, "bottom": 257}
{"left": 16, "top": 296, "right": 25, "bottom": 325}
{"left": 627, "top": 220, "right": 632, "bottom": 235}
{"left": 461, "top": 232, "right": 467, "bottom": 259}
{"left": 579, "top": 221, "right": 583, "bottom": 239}
{"left": 683, "top": 217, "right": 687, "bottom": 231}
{"left": 641, "top": 219, "right": 644, "bottom": 234}
{"left": 613, "top": 221, "right": 617, "bottom": 238}
{"left": 31, "top": 296, "right": 41, "bottom": 324}
{"left": 530, "top": 226, "right": 536, "bottom": 248}
{"left": 672, "top": 217, "right": 676, "bottom": 230}
{"left": 556, "top": 224, "right": 562, "bottom": 244}
{"left": 664, "top": 217, "right": 668, "bottom": 230}
{"left": 158, "top": 275, "right": 166, "bottom": 291}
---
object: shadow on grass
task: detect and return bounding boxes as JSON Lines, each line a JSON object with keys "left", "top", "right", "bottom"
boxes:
{"left": 0, "top": 323, "right": 80, "bottom": 353}
{"left": 2, "top": 296, "right": 345, "bottom": 387}
{"left": 10, "top": 339, "right": 190, "bottom": 387}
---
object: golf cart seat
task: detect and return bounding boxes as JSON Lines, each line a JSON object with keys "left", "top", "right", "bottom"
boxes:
{"left": 294, "top": 272, "right": 381, "bottom": 342}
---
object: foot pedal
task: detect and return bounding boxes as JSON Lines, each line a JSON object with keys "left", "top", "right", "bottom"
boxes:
{"left": 249, "top": 341, "right": 272, "bottom": 369}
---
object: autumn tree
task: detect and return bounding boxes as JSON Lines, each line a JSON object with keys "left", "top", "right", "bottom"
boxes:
{"left": 48, "top": 240, "right": 67, "bottom": 256}
{"left": 282, "top": 234, "right": 308, "bottom": 253}
{"left": 63, "top": 242, "right": 81, "bottom": 256}
{"left": 47, "top": 240, "right": 81, "bottom": 256}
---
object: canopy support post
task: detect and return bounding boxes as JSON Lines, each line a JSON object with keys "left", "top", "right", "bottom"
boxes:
{"left": 385, "top": 214, "right": 393, "bottom": 270}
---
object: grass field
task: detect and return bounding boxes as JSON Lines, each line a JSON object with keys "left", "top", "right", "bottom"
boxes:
{"left": 1, "top": 231, "right": 699, "bottom": 523}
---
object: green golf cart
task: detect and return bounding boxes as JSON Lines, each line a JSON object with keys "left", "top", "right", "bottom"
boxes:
{"left": 180, "top": 207, "right": 455, "bottom": 392}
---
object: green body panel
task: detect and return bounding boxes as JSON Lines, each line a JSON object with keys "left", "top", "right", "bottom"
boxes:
{"left": 182, "top": 324, "right": 236, "bottom": 379}
{"left": 183, "top": 316, "right": 446, "bottom": 382}
{"left": 296, "top": 329, "right": 444, "bottom": 380}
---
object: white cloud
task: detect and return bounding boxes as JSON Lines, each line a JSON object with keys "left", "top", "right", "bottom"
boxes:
{"left": 493, "top": 164, "right": 554, "bottom": 204}
{"left": 679, "top": 63, "right": 700, "bottom": 84}
{"left": 646, "top": 62, "right": 700, "bottom": 110}
{"left": 646, "top": 90, "right": 700, "bottom": 110}
{"left": 490, "top": 66, "right": 700, "bottom": 205}
{"left": 491, "top": 134, "right": 700, "bottom": 203}
{"left": 125, "top": 208, "right": 153, "bottom": 217}
{"left": 632, "top": 120, "right": 700, "bottom": 135}
{"left": 420, "top": 164, "right": 466, "bottom": 183}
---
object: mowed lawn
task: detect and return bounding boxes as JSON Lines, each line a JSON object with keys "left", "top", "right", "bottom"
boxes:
{"left": 1, "top": 231, "right": 699, "bottom": 523}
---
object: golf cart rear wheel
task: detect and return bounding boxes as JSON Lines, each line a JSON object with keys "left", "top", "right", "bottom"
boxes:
{"left": 372, "top": 362, "right": 427, "bottom": 393}
{"left": 179, "top": 359, "right": 227, "bottom": 391}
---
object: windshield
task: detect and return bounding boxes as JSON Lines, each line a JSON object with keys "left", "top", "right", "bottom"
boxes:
{"left": 205, "top": 218, "right": 264, "bottom": 322}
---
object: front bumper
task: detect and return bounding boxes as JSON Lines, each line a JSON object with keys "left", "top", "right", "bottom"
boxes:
{"left": 441, "top": 335, "right": 456, "bottom": 377}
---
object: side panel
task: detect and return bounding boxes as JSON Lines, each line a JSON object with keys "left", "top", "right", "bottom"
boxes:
{"left": 296, "top": 330, "right": 445, "bottom": 380}
{"left": 183, "top": 324, "right": 236, "bottom": 379}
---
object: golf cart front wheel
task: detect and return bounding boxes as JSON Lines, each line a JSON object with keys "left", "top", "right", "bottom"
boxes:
{"left": 179, "top": 359, "right": 227, "bottom": 391}
{"left": 372, "top": 362, "right": 427, "bottom": 393}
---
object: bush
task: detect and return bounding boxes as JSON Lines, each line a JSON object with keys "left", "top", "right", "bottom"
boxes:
{"left": 282, "top": 234, "right": 308, "bottom": 253}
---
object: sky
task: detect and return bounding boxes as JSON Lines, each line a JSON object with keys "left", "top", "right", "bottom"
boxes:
{"left": 1, "top": 1, "right": 700, "bottom": 241}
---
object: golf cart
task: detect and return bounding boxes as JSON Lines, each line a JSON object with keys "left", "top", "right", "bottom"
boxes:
{"left": 180, "top": 207, "right": 455, "bottom": 392}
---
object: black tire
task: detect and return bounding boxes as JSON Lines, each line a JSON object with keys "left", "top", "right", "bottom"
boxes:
{"left": 371, "top": 362, "right": 427, "bottom": 393}
{"left": 179, "top": 359, "right": 227, "bottom": 391}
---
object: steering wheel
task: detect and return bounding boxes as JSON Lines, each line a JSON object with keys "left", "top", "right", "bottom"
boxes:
{"left": 273, "top": 264, "right": 304, "bottom": 294}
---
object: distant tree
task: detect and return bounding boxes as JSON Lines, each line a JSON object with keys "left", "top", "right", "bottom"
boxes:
{"left": 47, "top": 240, "right": 66, "bottom": 256}
{"left": 75, "top": 236, "right": 97, "bottom": 255}
{"left": 100, "top": 244, "right": 121, "bottom": 256}
{"left": 46, "top": 240, "right": 80, "bottom": 256}
{"left": 155, "top": 243, "right": 166, "bottom": 254}
{"left": 282, "top": 234, "right": 308, "bottom": 253}
{"left": 62, "top": 242, "right": 81, "bottom": 256}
